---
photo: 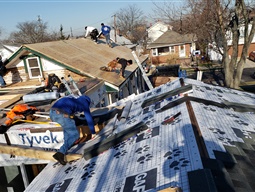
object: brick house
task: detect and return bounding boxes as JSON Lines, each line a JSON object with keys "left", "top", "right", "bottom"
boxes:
{"left": 227, "top": 23, "right": 255, "bottom": 58}
{"left": 147, "top": 30, "right": 196, "bottom": 64}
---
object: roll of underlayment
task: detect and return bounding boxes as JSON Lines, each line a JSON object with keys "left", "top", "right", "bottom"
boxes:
{"left": 23, "top": 92, "right": 60, "bottom": 103}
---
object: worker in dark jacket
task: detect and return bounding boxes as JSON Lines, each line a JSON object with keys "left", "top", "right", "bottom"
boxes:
{"left": 116, "top": 57, "right": 133, "bottom": 78}
{"left": 50, "top": 95, "right": 96, "bottom": 165}
{"left": 0, "top": 55, "right": 6, "bottom": 87}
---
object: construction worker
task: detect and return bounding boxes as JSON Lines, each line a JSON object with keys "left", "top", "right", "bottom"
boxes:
{"left": 98, "top": 23, "right": 112, "bottom": 47}
{"left": 50, "top": 95, "right": 96, "bottom": 165}
{"left": 0, "top": 55, "right": 7, "bottom": 87}
{"left": 0, "top": 104, "right": 38, "bottom": 134}
{"left": 116, "top": 57, "right": 133, "bottom": 78}
{"left": 84, "top": 26, "right": 99, "bottom": 43}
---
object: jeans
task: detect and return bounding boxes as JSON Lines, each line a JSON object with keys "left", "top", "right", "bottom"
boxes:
{"left": 0, "top": 75, "right": 6, "bottom": 86}
{"left": 50, "top": 109, "right": 79, "bottom": 154}
{"left": 104, "top": 33, "right": 111, "bottom": 45}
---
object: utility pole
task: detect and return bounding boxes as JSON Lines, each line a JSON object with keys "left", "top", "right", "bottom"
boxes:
{"left": 70, "top": 27, "right": 73, "bottom": 37}
{"left": 113, "top": 14, "right": 117, "bottom": 42}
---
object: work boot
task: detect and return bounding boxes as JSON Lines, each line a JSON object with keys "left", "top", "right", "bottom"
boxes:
{"left": 53, "top": 152, "right": 66, "bottom": 165}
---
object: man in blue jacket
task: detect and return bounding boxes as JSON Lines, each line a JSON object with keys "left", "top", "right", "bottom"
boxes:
{"left": 99, "top": 23, "right": 112, "bottom": 47}
{"left": 50, "top": 95, "right": 96, "bottom": 165}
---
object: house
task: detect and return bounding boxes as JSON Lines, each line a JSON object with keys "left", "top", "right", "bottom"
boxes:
{"left": 148, "top": 30, "right": 196, "bottom": 64}
{"left": 227, "top": 22, "right": 255, "bottom": 58}
{"left": 4, "top": 38, "right": 149, "bottom": 106}
{"left": 1, "top": 77, "right": 255, "bottom": 191}
{"left": 147, "top": 21, "right": 172, "bottom": 43}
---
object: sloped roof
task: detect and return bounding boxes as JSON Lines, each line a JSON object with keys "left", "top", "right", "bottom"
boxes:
{"left": 148, "top": 30, "right": 194, "bottom": 48}
{"left": 147, "top": 21, "right": 171, "bottom": 32}
{"left": 23, "top": 78, "right": 255, "bottom": 192}
{"left": 6, "top": 38, "right": 147, "bottom": 87}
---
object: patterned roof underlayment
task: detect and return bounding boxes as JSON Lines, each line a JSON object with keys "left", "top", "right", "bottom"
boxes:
{"left": 24, "top": 78, "right": 255, "bottom": 192}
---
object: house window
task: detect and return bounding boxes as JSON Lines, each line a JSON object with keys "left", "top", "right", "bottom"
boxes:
{"left": 179, "top": 45, "right": 185, "bottom": 57}
{"left": 170, "top": 46, "right": 175, "bottom": 53}
{"left": 158, "top": 46, "right": 169, "bottom": 55}
{"left": 26, "top": 57, "right": 42, "bottom": 79}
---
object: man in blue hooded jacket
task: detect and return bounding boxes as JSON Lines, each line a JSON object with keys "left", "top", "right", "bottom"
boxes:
{"left": 99, "top": 23, "right": 112, "bottom": 47}
{"left": 50, "top": 95, "right": 96, "bottom": 165}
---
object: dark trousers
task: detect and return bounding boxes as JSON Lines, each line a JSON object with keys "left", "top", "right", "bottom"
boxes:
{"left": 90, "top": 29, "right": 99, "bottom": 42}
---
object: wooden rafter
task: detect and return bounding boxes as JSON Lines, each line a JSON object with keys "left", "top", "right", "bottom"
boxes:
{"left": 0, "top": 143, "right": 82, "bottom": 162}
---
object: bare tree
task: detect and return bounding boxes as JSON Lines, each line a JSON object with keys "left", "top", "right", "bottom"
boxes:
{"left": 114, "top": 4, "right": 147, "bottom": 43}
{"left": 212, "top": 0, "right": 255, "bottom": 88}
{"left": 8, "top": 18, "right": 59, "bottom": 44}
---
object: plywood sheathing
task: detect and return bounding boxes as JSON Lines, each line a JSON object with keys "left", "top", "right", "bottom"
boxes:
{"left": 22, "top": 39, "right": 143, "bottom": 87}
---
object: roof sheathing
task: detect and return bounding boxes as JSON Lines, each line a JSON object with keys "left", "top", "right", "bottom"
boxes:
{"left": 23, "top": 78, "right": 255, "bottom": 191}
{"left": 21, "top": 39, "right": 141, "bottom": 87}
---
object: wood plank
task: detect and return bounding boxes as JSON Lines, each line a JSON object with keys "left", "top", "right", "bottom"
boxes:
{"left": 0, "top": 94, "right": 20, "bottom": 100}
{"left": 0, "top": 143, "right": 82, "bottom": 162}
{"left": 0, "top": 94, "right": 23, "bottom": 109}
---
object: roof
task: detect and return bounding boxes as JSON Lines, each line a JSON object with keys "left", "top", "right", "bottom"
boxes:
{"left": 148, "top": 30, "right": 194, "bottom": 48}
{"left": 22, "top": 77, "right": 255, "bottom": 192}
{"left": 0, "top": 44, "right": 19, "bottom": 60}
{"left": 147, "top": 21, "right": 171, "bottom": 32}
{"left": 6, "top": 38, "right": 147, "bottom": 87}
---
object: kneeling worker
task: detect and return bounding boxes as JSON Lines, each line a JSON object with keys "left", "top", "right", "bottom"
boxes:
{"left": 50, "top": 95, "right": 96, "bottom": 165}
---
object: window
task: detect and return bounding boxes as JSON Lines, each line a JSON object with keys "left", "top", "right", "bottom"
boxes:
{"left": 169, "top": 46, "right": 175, "bottom": 53}
{"left": 26, "top": 57, "right": 42, "bottom": 79}
{"left": 179, "top": 45, "right": 185, "bottom": 57}
{"left": 158, "top": 46, "right": 169, "bottom": 55}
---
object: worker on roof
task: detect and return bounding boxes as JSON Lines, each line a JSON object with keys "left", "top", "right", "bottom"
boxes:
{"left": 0, "top": 104, "right": 38, "bottom": 134}
{"left": 115, "top": 57, "right": 133, "bottom": 78}
{"left": 98, "top": 23, "right": 112, "bottom": 47}
{"left": 50, "top": 95, "right": 96, "bottom": 165}
{"left": 84, "top": 26, "right": 99, "bottom": 44}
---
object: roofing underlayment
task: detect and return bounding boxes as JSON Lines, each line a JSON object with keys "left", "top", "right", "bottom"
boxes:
{"left": 11, "top": 78, "right": 255, "bottom": 191}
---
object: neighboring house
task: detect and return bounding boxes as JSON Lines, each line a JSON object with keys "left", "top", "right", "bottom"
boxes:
{"left": 148, "top": 30, "right": 196, "bottom": 64}
{"left": 147, "top": 21, "right": 172, "bottom": 43}
{"left": 227, "top": 22, "right": 255, "bottom": 58}
{"left": 2, "top": 78, "right": 255, "bottom": 191}
{"left": 5, "top": 38, "right": 149, "bottom": 106}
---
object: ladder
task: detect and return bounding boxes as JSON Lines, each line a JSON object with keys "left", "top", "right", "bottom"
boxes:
{"left": 132, "top": 51, "right": 153, "bottom": 90}
{"left": 61, "top": 75, "right": 82, "bottom": 96}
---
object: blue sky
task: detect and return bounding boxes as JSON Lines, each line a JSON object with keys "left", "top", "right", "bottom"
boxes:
{"left": 0, "top": 0, "right": 184, "bottom": 39}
